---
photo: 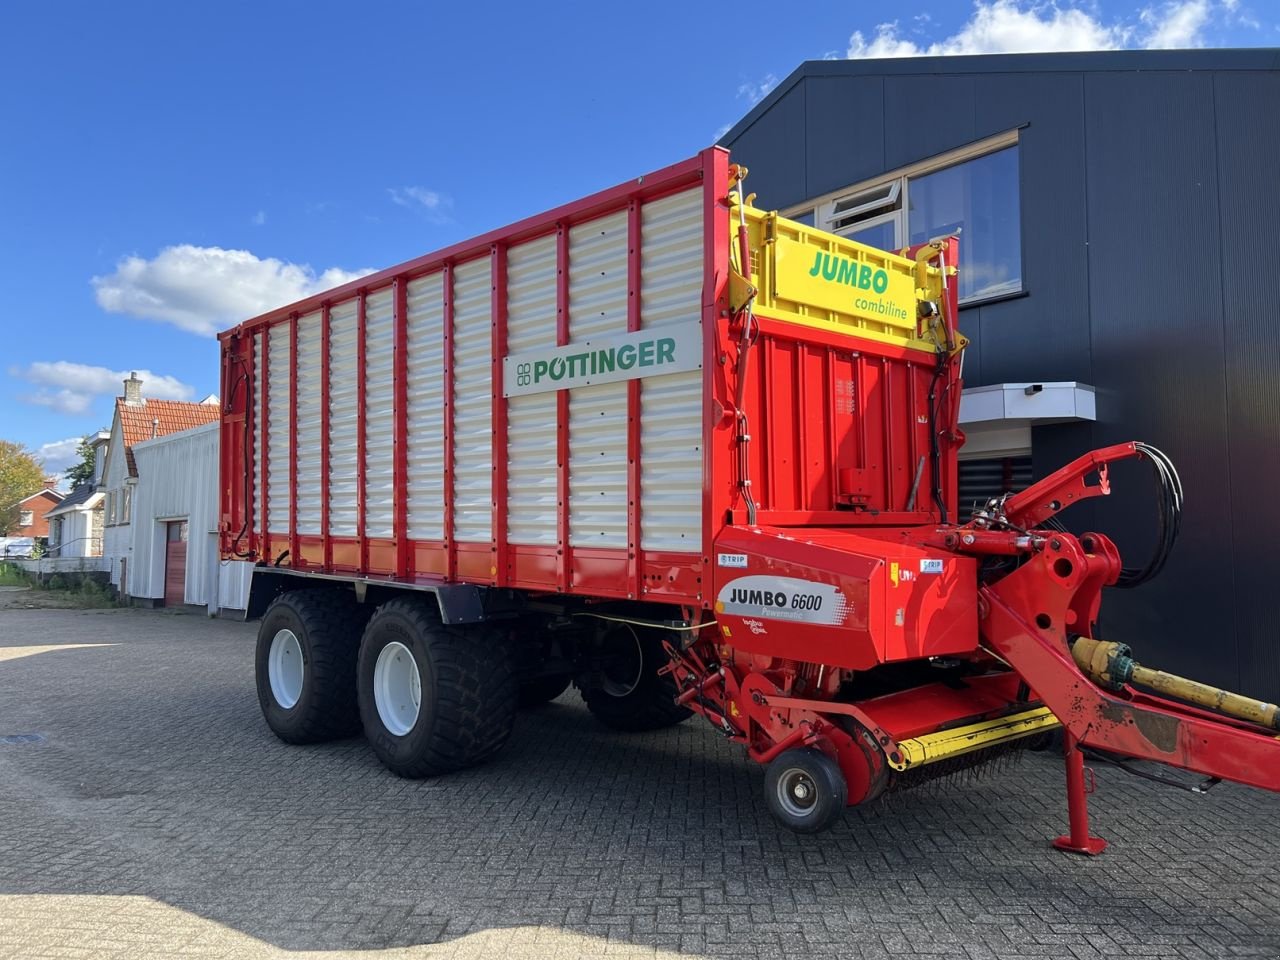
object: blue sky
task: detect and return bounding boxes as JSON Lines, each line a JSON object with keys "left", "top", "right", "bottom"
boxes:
{"left": 1, "top": 0, "right": 1275, "bottom": 479}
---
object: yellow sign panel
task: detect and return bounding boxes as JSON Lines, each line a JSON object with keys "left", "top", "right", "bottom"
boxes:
{"left": 772, "top": 234, "right": 917, "bottom": 334}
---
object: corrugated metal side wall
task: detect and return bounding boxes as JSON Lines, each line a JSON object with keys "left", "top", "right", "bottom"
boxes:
{"left": 364, "top": 290, "right": 396, "bottom": 539}
{"left": 406, "top": 274, "right": 446, "bottom": 540}
{"left": 328, "top": 300, "right": 359, "bottom": 537}
{"left": 233, "top": 157, "right": 713, "bottom": 601}
{"left": 568, "top": 211, "right": 629, "bottom": 549}
{"left": 133, "top": 423, "right": 252, "bottom": 608}
{"left": 1081, "top": 70, "right": 1238, "bottom": 691}
{"left": 724, "top": 57, "right": 1280, "bottom": 700}
{"left": 639, "top": 188, "right": 704, "bottom": 553}
{"left": 1215, "top": 70, "right": 1280, "bottom": 702}
{"left": 451, "top": 259, "right": 494, "bottom": 544}
{"left": 505, "top": 235, "right": 559, "bottom": 546}
{"left": 266, "top": 324, "right": 291, "bottom": 534}
{"left": 295, "top": 311, "right": 322, "bottom": 535}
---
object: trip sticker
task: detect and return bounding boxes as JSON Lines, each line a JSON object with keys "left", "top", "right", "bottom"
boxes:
{"left": 717, "top": 553, "right": 749, "bottom": 568}
{"left": 716, "top": 576, "right": 850, "bottom": 626}
{"left": 919, "top": 559, "right": 944, "bottom": 575}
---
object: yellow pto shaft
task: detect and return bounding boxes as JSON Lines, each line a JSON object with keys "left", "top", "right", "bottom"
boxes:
{"left": 1071, "top": 637, "right": 1280, "bottom": 732}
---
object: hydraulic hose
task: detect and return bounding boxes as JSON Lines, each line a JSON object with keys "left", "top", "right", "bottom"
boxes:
{"left": 1115, "top": 443, "right": 1183, "bottom": 588}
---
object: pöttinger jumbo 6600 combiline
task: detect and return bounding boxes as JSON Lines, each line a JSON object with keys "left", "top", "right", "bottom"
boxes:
{"left": 219, "top": 147, "right": 1280, "bottom": 849}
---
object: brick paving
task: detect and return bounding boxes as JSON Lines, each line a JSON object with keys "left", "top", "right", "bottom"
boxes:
{"left": 0, "top": 604, "right": 1277, "bottom": 959}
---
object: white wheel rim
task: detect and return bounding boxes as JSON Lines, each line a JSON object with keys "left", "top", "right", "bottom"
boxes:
{"left": 268, "top": 629, "right": 304, "bottom": 709}
{"left": 374, "top": 641, "right": 422, "bottom": 736}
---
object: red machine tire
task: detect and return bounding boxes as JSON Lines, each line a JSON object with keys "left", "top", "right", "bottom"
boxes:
{"left": 764, "top": 748, "right": 848, "bottom": 833}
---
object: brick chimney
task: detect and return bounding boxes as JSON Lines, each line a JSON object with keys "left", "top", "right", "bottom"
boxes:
{"left": 123, "top": 371, "right": 143, "bottom": 406}
{"left": 42, "top": 477, "right": 58, "bottom": 490}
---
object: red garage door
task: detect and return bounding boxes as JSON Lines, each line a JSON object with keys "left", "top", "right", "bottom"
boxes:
{"left": 164, "top": 520, "right": 188, "bottom": 607}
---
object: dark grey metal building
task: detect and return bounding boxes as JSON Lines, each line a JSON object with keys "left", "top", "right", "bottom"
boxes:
{"left": 721, "top": 49, "right": 1280, "bottom": 701}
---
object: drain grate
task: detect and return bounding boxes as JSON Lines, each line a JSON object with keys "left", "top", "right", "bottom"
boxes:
{"left": 1, "top": 733, "right": 46, "bottom": 745}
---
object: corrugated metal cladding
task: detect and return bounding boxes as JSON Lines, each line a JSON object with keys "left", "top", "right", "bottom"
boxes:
{"left": 250, "top": 189, "right": 708, "bottom": 573}
{"left": 328, "top": 300, "right": 359, "bottom": 537}
{"left": 568, "top": 211, "right": 629, "bottom": 549}
{"left": 505, "top": 235, "right": 558, "bottom": 546}
{"left": 722, "top": 51, "right": 1280, "bottom": 701}
{"left": 957, "top": 457, "right": 1032, "bottom": 521}
{"left": 406, "top": 274, "right": 446, "bottom": 540}
{"left": 295, "top": 312, "right": 322, "bottom": 535}
{"left": 132, "top": 423, "right": 252, "bottom": 611}
{"left": 364, "top": 289, "right": 396, "bottom": 539}
{"left": 266, "top": 324, "right": 291, "bottom": 534}
{"left": 451, "top": 258, "right": 493, "bottom": 544}
{"left": 639, "top": 188, "right": 703, "bottom": 552}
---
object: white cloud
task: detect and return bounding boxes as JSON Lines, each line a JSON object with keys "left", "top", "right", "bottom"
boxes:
{"left": 13, "top": 361, "right": 196, "bottom": 415}
{"left": 388, "top": 186, "right": 453, "bottom": 224}
{"left": 251, "top": 210, "right": 267, "bottom": 226}
{"left": 92, "top": 245, "right": 375, "bottom": 337}
{"left": 737, "top": 73, "right": 780, "bottom": 107}
{"left": 846, "top": 0, "right": 1226, "bottom": 58}
{"left": 716, "top": 72, "right": 782, "bottom": 139}
{"left": 1141, "top": 0, "right": 1211, "bottom": 47}
{"left": 35, "top": 437, "right": 84, "bottom": 480}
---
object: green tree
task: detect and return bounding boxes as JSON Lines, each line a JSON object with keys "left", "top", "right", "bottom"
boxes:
{"left": 0, "top": 440, "right": 46, "bottom": 535}
{"left": 64, "top": 433, "right": 101, "bottom": 488}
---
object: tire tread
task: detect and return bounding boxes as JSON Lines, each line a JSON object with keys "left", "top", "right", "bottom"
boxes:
{"left": 359, "top": 597, "right": 517, "bottom": 778}
{"left": 257, "top": 589, "right": 369, "bottom": 744}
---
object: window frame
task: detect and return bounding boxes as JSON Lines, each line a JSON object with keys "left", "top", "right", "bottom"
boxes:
{"left": 19, "top": 509, "right": 34, "bottom": 528}
{"left": 783, "top": 128, "right": 1024, "bottom": 307}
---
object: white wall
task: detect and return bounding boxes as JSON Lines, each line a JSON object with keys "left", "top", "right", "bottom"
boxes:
{"left": 131, "top": 422, "right": 252, "bottom": 611}
{"left": 102, "top": 427, "right": 131, "bottom": 585}
{"left": 55, "top": 504, "right": 102, "bottom": 559}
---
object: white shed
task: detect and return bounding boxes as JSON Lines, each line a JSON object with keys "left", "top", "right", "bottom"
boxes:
{"left": 129, "top": 421, "right": 252, "bottom": 614}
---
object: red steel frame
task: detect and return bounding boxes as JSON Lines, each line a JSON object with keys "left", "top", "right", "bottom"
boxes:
{"left": 219, "top": 150, "right": 722, "bottom": 602}
{"left": 320, "top": 304, "right": 332, "bottom": 570}
{"left": 490, "top": 246, "right": 508, "bottom": 587}
{"left": 555, "top": 225, "right": 571, "bottom": 594}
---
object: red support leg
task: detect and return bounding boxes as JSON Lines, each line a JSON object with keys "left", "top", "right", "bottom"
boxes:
{"left": 1052, "top": 730, "right": 1108, "bottom": 856}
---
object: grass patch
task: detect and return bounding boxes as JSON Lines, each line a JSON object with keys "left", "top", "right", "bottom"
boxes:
{"left": 0, "top": 562, "right": 29, "bottom": 586}
{"left": 29, "top": 572, "right": 120, "bottom": 609}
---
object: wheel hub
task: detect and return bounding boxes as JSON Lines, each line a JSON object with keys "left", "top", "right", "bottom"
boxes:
{"left": 373, "top": 641, "right": 422, "bottom": 736}
{"left": 777, "top": 768, "right": 819, "bottom": 817}
{"left": 267, "top": 629, "right": 305, "bottom": 709}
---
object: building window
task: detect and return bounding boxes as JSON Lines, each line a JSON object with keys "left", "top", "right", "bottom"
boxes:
{"left": 19, "top": 510, "right": 33, "bottom": 528}
{"left": 121, "top": 485, "right": 133, "bottom": 524}
{"left": 785, "top": 131, "right": 1023, "bottom": 305}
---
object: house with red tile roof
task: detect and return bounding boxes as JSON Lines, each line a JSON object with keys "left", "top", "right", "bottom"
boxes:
{"left": 100, "top": 373, "right": 220, "bottom": 591}
{"left": 4, "top": 480, "right": 63, "bottom": 539}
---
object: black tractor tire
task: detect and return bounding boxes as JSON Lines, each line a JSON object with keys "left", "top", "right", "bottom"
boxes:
{"left": 357, "top": 597, "right": 518, "bottom": 778}
{"left": 764, "top": 747, "right": 849, "bottom": 834}
{"left": 518, "top": 674, "right": 572, "bottom": 708}
{"left": 580, "top": 623, "right": 691, "bottom": 732}
{"left": 255, "top": 588, "right": 369, "bottom": 744}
